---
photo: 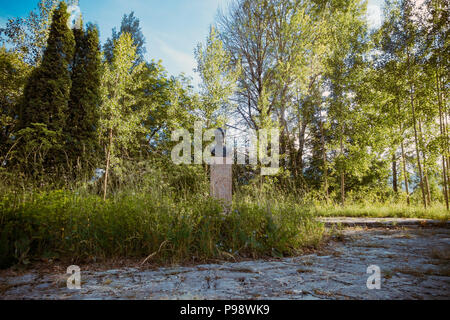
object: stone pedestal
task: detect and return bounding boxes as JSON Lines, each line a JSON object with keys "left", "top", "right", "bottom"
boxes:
{"left": 210, "top": 157, "right": 232, "bottom": 209}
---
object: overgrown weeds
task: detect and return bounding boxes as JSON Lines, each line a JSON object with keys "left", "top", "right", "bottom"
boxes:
{"left": 1, "top": 161, "right": 448, "bottom": 270}
{"left": 0, "top": 187, "right": 324, "bottom": 269}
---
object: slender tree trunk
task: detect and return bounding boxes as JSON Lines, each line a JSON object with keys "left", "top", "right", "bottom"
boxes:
{"left": 418, "top": 118, "right": 432, "bottom": 205}
{"left": 295, "top": 121, "right": 307, "bottom": 180}
{"left": 103, "top": 128, "right": 113, "bottom": 201}
{"left": 406, "top": 48, "right": 427, "bottom": 208}
{"left": 320, "top": 120, "right": 329, "bottom": 201}
{"left": 436, "top": 71, "right": 449, "bottom": 210}
{"left": 392, "top": 153, "right": 398, "bottom": 193}
{"left": 410, "top": 83, "right": 427, "bottom": 209}
{"left": 445, "top": 110, "right": 450, "bottom": 196}
{"left": 82, "top": 143, "right": 86, "bottom": 174}
{"left": 441, "top": 76, "right": 450, "bottom": 204}
{"left": 434, "top": 56, "right": 449, "bottom": 188}
{"left": 401, "top": 141, "right": 410, "bottom": 205}
{"left": 340, "top": 127, "right": 345, "bottom": 206}
{"left": 438, "top": 71, "right": 450, "bottom": 199}
{"left": 442, "top": 156, "right": 449, "bottom": 211}
{"left": 398, "top": 102, "right": 410, "bottom": 205}
{"left": 280, "top": 130, "right": 287, "bottom": 170}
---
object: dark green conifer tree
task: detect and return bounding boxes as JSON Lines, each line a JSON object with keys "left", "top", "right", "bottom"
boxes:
{"left": 67, "top": 21, "right": 102, "bottom": 172}
{"left": 18, "top": 1, "right": 75, "bottom": 174}
{"left": 20, "top": 2, "right": 74, "bottom": 131}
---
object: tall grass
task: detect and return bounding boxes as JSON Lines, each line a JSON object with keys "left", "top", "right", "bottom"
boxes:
{"left": 236, "top": 179, "right": 450, "bottom": 220}
{"left": 312, "top": 203, "right": 449, "bottom": 220}
{"left": 0, "top": 188, "right": 325, "bottom": 269}
{"left": 1, "top": 161, "right": 448, "bottom": 270}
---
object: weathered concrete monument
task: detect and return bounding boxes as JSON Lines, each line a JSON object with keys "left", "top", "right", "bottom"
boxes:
{"left": 210, "top": 128, "right": 232, "bottom": 210}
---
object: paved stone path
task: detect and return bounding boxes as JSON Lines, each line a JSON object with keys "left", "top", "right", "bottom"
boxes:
{"left": 1, "top": 226, "right": 449, "bottom": 300}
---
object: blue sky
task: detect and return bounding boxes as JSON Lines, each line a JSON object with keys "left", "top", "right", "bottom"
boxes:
{"left": 0, "top": 0, "right": 385, "bottom": 85}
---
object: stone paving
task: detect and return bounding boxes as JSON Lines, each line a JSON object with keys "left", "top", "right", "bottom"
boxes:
{"left": 1, "top": 225, "right": 449, "bottom": 300}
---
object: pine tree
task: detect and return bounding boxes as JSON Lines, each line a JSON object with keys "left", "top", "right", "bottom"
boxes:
{"left": 18, "top": 1, "right": 75, "bottom": 171}
{"left": 67, "top": 22, "right": 102, "bottom": 172}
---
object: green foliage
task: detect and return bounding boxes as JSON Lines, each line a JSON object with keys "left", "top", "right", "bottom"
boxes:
{"left": 0, "top": 48, "right": 30, "bottom": 161}
{"left": 0, "top": 185, "right": 324, "bottom": 269}
{"left": 195, "top": 26, "right": 240, "bottom": 127}
{"left": 99, "top": 32, "right": 145, "bottom": 154}
{"left": 0, "top": 0, "right": 77, "bottom": 66}
{"left": 14, "top": 123, "right": 62, "bottom": 179}
{"left": 99, "top": 32, "right": 146, "bottom": 198}
{"left": 134, "top": 63, "right": 197, "bottom": 154}
{"left": 314, "top": 203, "right": 448, "bottom": 220}
{"left": 1, "top": 0, "right": 449, "bottom": 271}
{"left": 18, "top": 2, "right": 75, "bottom": 172}
{"left": 103, "top": 12, "right": 146, "bottom": 65}
{"left": 67, "top": 23, "right": 102, "bottom": 174}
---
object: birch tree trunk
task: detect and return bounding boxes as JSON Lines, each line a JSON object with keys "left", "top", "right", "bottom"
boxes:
{"left": 418, "top": 118, "right": 431, "bottom": 205}
{"left": 401, "top": 141, "right": 410, "bottom": 205}
{"left": 103, "top": 127, "right": 113, "bottom": 201}
{"left": 392, "top": 154, "right": 398, "bottom": 193}
{"left": 320, "top": 120, "right": 329, "bottom": 201}
{"left": 340, "top": 126, "right": 345, "bottom": 206}
{"left": 410, "top": 83, "right": 427, "bottom": 209}
{"left": 436, "top": 71, "right": 449, "bottom": 210}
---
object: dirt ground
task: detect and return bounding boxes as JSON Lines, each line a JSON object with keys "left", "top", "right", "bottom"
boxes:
{"left": 1, "top": 225, "right": 449, "bottom": 300}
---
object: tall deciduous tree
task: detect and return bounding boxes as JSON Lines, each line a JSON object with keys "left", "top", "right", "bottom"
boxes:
{"left": 324, "top": 0, "right": 370, "bottom": 206}
{"left": 421, "top": 0, "right": 449, "bottom": 210}
{"left": 99, "top": 32, "right": 145, "bottom": 200}
{"left": 103, "top": 12, "right": 146, "bottom": 65}
{"left": 195, "top": 26, "right": 240, "bottom": 128}
{"left": 0, "top": 48, "right": 30, "bottom": 163}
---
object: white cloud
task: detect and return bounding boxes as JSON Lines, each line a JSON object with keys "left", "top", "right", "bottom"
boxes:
{"left": 367, "top": 5, "right": 382, "bottom": 29}
{"left": 152, "top": 37, "right": 200, "bottom": 87}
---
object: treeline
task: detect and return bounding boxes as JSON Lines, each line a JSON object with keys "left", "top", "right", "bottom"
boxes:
{"left": 0, "top": 0, "right": 448, "bottom": 209}
{"left": 211, "top": 0, "right": 448, "bottom": 209}
{"left": 1, "top": 1, "right": 198, "bottom": 199}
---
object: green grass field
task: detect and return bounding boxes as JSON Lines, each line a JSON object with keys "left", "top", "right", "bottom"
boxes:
{"left": 312, "top": 203, "right": 449, "bottom": 220}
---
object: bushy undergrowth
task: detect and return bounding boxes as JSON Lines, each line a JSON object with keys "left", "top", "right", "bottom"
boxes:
{"left": 1, "top": 162, "right": 448, "bottom": 270}
{"left": 0, "top": 189, "right": 324, "bottom": 269}
{"left": 238, "top": 178, "right": 449, "bottom": 220}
